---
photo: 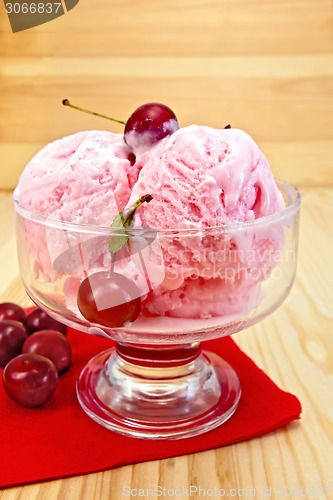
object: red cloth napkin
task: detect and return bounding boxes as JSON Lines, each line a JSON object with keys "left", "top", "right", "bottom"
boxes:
{"left": 0, "top": 326, "right": 301, "bottom": 489}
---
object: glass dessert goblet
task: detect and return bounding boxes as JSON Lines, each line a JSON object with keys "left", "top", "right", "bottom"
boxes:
{"left": 13, "top": 180, "right": 301, "bottom": 440}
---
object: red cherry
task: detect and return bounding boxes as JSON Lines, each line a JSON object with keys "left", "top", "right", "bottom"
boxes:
{"left": 0, "top": 302, "right": 27, "bottom": 326}
{"left": 3, "top": 354, "right": 58, "bottom": 408}
{"left": 26, "top": 308, "right": 67, "bottom": 336}
{"left": 22, "top": 330, "right": 72, "bottom": 374}
{"left": 0, "top": 320, "right": 28, "bottom": 368}
{"left": 77, "top": 271, "right": 141, "bottom": 328}
{"left": 62, "top": 99, "right": 179, "bottom": 155}
{"left": 124, "top": 103, "right": 179, "bottom": 154}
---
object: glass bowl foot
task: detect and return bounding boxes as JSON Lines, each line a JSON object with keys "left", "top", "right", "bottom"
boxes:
{"left": 76, "top": 343, "right": 241, "bottom": 440}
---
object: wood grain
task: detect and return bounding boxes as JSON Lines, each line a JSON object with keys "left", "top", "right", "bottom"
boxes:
{"left": 1, "top": 0, "right": 333, "bottom": 58}
{"left": 0, "top": 0, "right": 333, "bottom": 497}
{"left": 1, "top": 0, "right": 333, "bottom": 189}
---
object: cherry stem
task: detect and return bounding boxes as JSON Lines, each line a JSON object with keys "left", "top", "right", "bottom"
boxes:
{"left": 62, "top": 99, "right": 126, "bottom": 125}
{"left": 121, "top": 194, "right": 153, "bottom": 224}
{"left": 109, "top": 252, "right": 117, "bottom": 278}
{"left": 107, "top": 194, "right": 153, "bottom": 278}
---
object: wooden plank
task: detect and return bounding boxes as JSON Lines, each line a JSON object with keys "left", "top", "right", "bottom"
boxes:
{"left": 1, "top": 71, "right": 332, "bottom": 142}
{"left": 1, "top": 0, "right": 332, "bottom": 57}
{"left": 1, "top": 141, "right": 332, "bottom": 190}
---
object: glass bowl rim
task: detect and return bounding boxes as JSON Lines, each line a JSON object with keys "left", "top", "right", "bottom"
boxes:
{"left": 12, "top": 179, "right": 302, "bottom": 236}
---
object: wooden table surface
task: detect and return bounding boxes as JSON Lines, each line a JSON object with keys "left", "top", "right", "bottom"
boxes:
{"left": 0, "top": 1, "right": 332, "bottom": 498}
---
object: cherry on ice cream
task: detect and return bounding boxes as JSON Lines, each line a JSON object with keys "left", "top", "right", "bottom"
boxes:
{"left": 123, "top": 102, "right": 180, "bottom": 154}
{"left": 62, "top": 99, "right": 179, "bottom": 155}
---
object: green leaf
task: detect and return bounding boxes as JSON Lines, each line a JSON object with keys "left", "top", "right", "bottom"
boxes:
{"left": 108, "top": 232, "right": 129, "bottom": 254}
{"left": 108, "top": 212, "right": 128, "bottom": 253}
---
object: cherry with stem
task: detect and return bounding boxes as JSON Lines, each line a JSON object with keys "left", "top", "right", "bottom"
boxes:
{"left": 77, "top": 195, "right": 153, "bottom": 328}
{"left": 62, "top": 99, "right": 180, "bottom": 154}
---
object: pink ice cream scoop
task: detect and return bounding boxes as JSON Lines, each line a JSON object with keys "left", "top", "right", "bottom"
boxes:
{"left": 126, "top": 125, "right": 285, "bottom": 319}
{"left": 18, "top": 130, "right": 134, "bottom": 223}
{"left": 129, "top": 125, "right": 284, "bottom": 228}
{"left": 17, "top": 130, "right": 135, "bottom": 281}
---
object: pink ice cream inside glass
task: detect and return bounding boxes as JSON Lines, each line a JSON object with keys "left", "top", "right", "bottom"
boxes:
{"left": 17, "top": 130, "right": 135, "bottom": 281}
{"left": 129, "top": 125, "right": 284, "bottom": 228}
{"left": 16, "top": 125, "right": 285, "bottom": 322}
{"left": 128, "top": 125, "right": 285, "bottom": 319}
